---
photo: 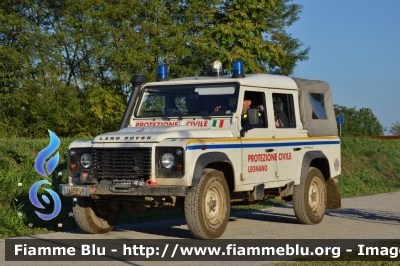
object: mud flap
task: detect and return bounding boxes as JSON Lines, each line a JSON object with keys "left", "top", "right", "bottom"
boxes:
{"left": 248, "top": 184, "right": 265, "bottom": 201}
{"left": 326, "top": 178, "right": 341, "bottom": 209}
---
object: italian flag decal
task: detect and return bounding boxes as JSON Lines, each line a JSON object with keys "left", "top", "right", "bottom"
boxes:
{"left": 212, "top": 120, "right": 225, "bottom": 128}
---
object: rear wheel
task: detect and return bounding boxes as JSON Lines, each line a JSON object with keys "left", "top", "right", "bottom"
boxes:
{"left": 293, "top": 167, "right": 327, "bottom": 224}
{"left": 73, "top": 197, "right": 120, "bottom": 234}
{"left": 185, "top": 169, "right": 230, "bottom": 239}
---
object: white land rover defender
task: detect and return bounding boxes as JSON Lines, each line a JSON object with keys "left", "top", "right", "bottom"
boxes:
{"left": 60, "top": 60, "right": 341, "bottom": 239}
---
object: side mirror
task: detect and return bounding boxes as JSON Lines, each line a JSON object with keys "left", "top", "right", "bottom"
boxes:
{"left": 247, "top": 108, "right": 259, "bottom": 126}
{"left": 240, "top": 108, "right": 259, "bottom": 137}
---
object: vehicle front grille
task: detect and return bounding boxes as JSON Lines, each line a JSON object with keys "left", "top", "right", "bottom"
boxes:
{"left": 91, "top": 148, "right": 152, "bottom": 179}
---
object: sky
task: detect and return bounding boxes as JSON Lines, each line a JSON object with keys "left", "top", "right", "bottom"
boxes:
{"left": 288, "top": 0, "right": 400, "bottom": 134}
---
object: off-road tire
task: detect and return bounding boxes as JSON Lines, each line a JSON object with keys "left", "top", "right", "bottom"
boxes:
{"left": 293, "top": 167, "right": 327, "bottom": 224}
{"left": 184, "top": 169, "right": 230, "bottom": 239}
{"left": 73, "top": 197, "right": 120, "bottom": 234}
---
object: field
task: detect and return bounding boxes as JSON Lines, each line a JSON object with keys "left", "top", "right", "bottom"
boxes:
{"left": 0, "top": 137, "right": 399, "bottom": 238}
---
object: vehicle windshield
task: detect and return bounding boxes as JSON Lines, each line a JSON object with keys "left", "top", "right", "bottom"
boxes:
{"left": 135, "top": 83, "right": 239, "bottom": 118}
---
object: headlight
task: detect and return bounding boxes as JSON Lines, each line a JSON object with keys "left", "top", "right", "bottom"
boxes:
{"left": 161, "top": 153, "right": 175, "bottom": 168}
{"left": 80, "top": 153, "right": 92, "bottom": 168}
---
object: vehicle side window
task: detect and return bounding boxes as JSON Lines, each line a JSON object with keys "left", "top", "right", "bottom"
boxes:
{"left": 241, "top": 91, "right": 268, "bottom": 128}
{"left": 308, "top": 93, "right": 328, "bottom": 119}
{"left": 272, "top": 93, "right": 296, "bottom": 128}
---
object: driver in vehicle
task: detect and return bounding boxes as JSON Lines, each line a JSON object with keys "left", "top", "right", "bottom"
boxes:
{"left": 185, "top": 95, "right": 202, "bottom": 113}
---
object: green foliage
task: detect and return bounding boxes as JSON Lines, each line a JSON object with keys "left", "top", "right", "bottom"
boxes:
{"left": 334, "top": 105, "right": 384, "bottom": 136}
{"left": 0, "top": 137, "right": 79, "bottom": 238}
{"left": 338, "top": 137, "right": 400, "bottom": 197}
{"left": 0, "top": 0, "right": 309, "bottom": 138}
{"left": 160, "top": 0, "right": 310, "bottom": 76}
{"left": 388, "top": 120, "right": 400, "bottom": 136}
{"left": 87, "top": 86, "right": 126, "bottom": 133}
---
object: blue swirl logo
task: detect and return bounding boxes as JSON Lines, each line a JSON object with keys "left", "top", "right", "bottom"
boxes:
{"left": 29, "top": 180, "right": 62, "bottom": 221}
{"left": 29, "top": 130, "right": 62, "bottom": 221}
{"left": 34, "top": 130, "right": 60, "bottom": 177}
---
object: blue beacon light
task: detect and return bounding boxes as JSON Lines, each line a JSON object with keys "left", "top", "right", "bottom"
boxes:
{"left": 156, "top": 64, "right": 169, "bottom": 81}
{"left": 232, "top": 60, "right": 245, "bottom": 78}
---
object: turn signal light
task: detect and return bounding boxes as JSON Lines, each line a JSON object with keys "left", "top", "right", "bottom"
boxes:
{"left": 69, "top": 163, "right": 76, "bottom": 170}
{"left": 176, "top": 163, "right": 183, "bottom": 171}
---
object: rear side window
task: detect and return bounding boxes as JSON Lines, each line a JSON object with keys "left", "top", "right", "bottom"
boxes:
{"left": 272, "top": 93, "right": 296, "bottom": 128}
{"left": 309, "top": 93, "right": 328, "bottom": 119}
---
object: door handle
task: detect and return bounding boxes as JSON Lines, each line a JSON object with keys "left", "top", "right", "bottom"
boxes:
{"left": 293, "top": 147, "right": 302, "bottom": 151}
{"left": 265, "top": 149, "right": 274, "bottom": 152}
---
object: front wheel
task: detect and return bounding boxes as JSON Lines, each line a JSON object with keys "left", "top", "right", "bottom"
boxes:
{"left": 293, "top": 167, "right": 327, "bottom": 224}
{"left": 184, "top": 169, "right": 230, "bottom": 239}
{"left": 73, "top": 197, "right": 120, "bottom": 234}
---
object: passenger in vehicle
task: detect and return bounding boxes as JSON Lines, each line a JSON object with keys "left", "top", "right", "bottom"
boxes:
{"left": 275, "top": 111, "right": 284, "bottom": 127}
{"left": 185, "top": 95, "right": 202, "bottom": 113}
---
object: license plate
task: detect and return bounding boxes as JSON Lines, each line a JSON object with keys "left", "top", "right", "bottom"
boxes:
{"left": 60, "top": 184, "right": 89, "bottom": 197}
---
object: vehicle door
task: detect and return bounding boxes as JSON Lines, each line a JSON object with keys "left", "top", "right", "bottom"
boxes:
{"left": 271, "top": 90, "right": 304, "bottom": 181}
{"left": 240, "top": 88, "right": 277, "bottom": 185}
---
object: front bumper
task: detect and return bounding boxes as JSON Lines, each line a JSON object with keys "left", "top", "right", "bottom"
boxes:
{"left": 59, "top": 183, "right": 189, "bottom": 197}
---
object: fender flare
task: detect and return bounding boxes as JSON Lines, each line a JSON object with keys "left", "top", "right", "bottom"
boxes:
{"left": 299, "top": 150, "right": 330, "bottom": 183}
{"left": 191, "top": 152, "right": 233, "bottom": 186}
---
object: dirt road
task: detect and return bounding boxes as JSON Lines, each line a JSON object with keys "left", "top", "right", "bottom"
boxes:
{"left": 1, "top": 192, "right": 399, "bottom": 265}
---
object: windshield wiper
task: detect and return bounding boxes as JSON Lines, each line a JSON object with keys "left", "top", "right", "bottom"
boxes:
{"left": 186, "top": 110, "right": 210, "bottom": 119}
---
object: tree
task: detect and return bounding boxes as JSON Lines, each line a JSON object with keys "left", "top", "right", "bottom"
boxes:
{"left": 0, "top": 0, "right": 309, "bottom": 138}
{"left": 334, "top": 105, "right": 384, "bottom": 136}
{"left": 88, "top": 86, "right": 126, "bottom": 134}
{"left": 172, "top": 0, "right": 309, "bottom": 76}
{"left": 0, "top": 0, "right": 96, "bottom": 137}
{"left": 388, "top": 120, "right": 400, "bottom": 136}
